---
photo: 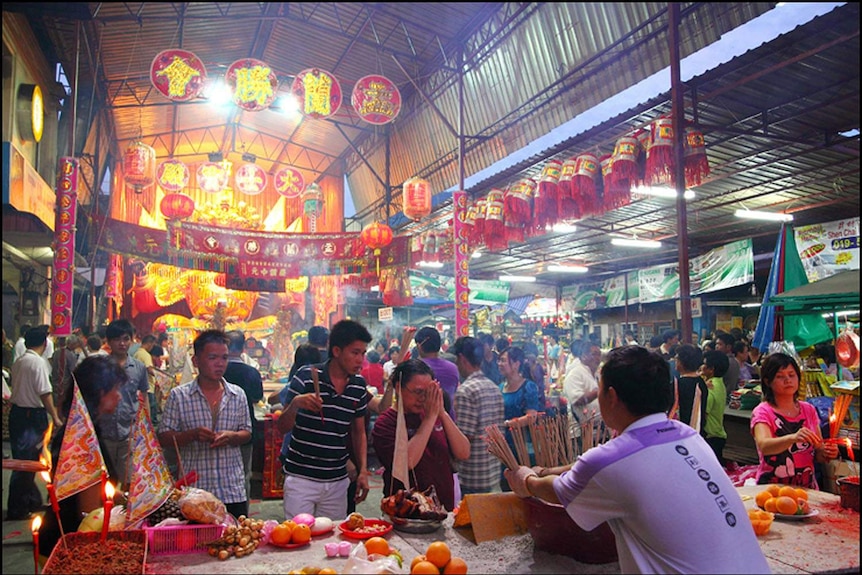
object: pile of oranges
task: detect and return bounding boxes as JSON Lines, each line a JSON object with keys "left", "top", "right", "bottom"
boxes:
{"left": 755, "top": 484, "right": 811, "bottom": 516}
{"left": 410, "top": 541, "right": 468, "bottom": 574}
{"left": 270, "top": 519, "right": 313, "bottom": 546}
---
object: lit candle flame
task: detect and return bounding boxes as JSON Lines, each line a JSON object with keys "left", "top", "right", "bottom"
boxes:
{"left": 31, "top": 515, "right": 42, "bottom": 534}
{"left": 105, "top": 481, "right": 115, "bottom": 500}
{"left": 40, "top": 470, "right": 50, "bottom": 484}
{"left": 39, "top": 423, "right": 52, "bottom": 472}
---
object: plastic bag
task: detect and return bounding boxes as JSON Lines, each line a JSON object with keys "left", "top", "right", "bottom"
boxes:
{"left": 176, "top": 487, "right": 230, "bottom": 525}
{"left": 342, "top": 540, "right": 403, "bottom": 574}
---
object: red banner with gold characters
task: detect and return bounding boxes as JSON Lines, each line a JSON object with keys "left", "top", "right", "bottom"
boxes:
{"left": 227, "top": 58, "right": 277, "bottom": 112}
{"left": 51, "top": 157, "right": 78, "bottom": 336}
{"left": 292, "top": 68, "right": 342, "bottom": 119}
{"left": 452, "top": 190, "right": 470, "bottom": 337}
{"left": 150, "top": 49, "right": 207, "bottom": 102}
{"left": 352, "top": 75, "right": 401, "bottom": 125}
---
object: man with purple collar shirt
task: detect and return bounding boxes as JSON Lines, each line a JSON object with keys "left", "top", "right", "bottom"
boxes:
{"left": 504, "top": 345, "right": 769, "bottom": 574}
{"left": 413, "top": 326, "right": 460, "bottom": 420}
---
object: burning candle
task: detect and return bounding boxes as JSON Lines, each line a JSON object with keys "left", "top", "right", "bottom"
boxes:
{"left": 31, "top": 515, "right": 42, "bottom": 575}
{"left": 101, "top": 481, "right": 115, "bottom": 542}
{"left": 100, "top": 470, "right": 107, "bottom": 503}
{"left": 40, "top": 471, "right": 59, "bottom": 514}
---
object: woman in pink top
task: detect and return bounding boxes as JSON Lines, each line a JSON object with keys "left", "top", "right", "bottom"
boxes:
{"left": 750, "top": 353, "right": 839, "bottom": 488}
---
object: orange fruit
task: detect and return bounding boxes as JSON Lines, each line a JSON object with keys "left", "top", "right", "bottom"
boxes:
{"left": 411, "top": 554, "right": 428, "bottom": 571}
{"left": 443, "top": 556, "right": 469, "bottom": 574}
{"left": 425, "top": 541, "right": 451, "bottom": 569}
{"left": 778, "top": 486, "right": 797, "bottom": 498}
{"left": 270, "top": 523, "right": 292, "bottom": 546}
{"left": 364, "top": 536, "right": 390, "bottom": 557}
{"left": 755, "top": 490, "right": 772, "bottom": 509}
{"left": 765, "top": 484, "right": 781, "bottom": 497}
{"left": 318, "top": 569, "right": 338, "bottom": 575}
{"left": 775, "top": 495, "right": 798, "bottom": 515}
{"left": 764, "top": 497, "right": 778, "bottom": 513}
{"left": 412, "top": 560, "right": 441, "bottom": 575}
{"left": 290, "top": 523, "right": 312, "bottom": 544}
{"left": 283, "top": 519, "right": 297, "bottom": 532}
{"left": 794, "top": 488, "right": 808, "bottom": 501}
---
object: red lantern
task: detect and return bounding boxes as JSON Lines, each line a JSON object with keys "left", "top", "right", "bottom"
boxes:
{"left": 123, "top": 142, "right": 156, "bottom": 192}
{"left": 504, "top": 178, "right": 535, "bottom": 244}
{"left": 361, "top": 221, "right": 394, "bottom": 275}
{"left": 403, "top": 176, "right": 432, "bottom": 221}
{"left": 160, "top": 192, "right": 195, "bottom": 220}
{"left": 645, "top": 116, "right": 675, "bottom": 187}
{"left": 684, "top": 124, "right": 710, "bottom": 188}
{"left": 558, "top": 157, "right": 580, "bottom": 220}
{"left": 483, "top": 188, "right": 507, "bottom": 252}
{"left": 572, "top": 153, "right": 601, "bottom": 217}
{"left": 535, "top": 159, "right": 562, "bottom": 229}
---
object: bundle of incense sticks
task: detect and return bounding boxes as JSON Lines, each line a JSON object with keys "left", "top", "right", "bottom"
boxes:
{"left": 483, "top": 424, "right": 519, "bottom": 470}
{"left": 830, "top": 393, "right": 852, "bottom": 438}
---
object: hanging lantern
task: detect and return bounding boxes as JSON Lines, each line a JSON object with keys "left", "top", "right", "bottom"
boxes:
{"left": 462, "top": 201, "right": 478, "bottom": 250}
{"left": 361, "top": 221, "right": 394, "bottom": 275}
{"left": 645, "top": 116, "right": 676, "bottom": 187}
{"left": 160, "top": 192, "right": 195, "bottom": 220}
{"left": 535, "top": 159, "right": 562, "bottom": 229}
{"left": 421, "top": 231, "right": 438, "bottom": 262}
{"left": 123, "top": 141, "right": 156, "bottom": 193}
{"left": 572, "top": 153, "right": 601, "bottom": 218}
{"left": 504, "top": 178, "right": 535, "bottom": 244}
{"left": 483, "top": 188, "right": 507, "bottom": 251}
{"left": 472, "top": 198, "right": 487, "bottom": 247}
{"left": 403, "top": 176, "right": 432, "bottom": 221}
{"left": 684, "top": 124, "right": 710, "bottom": 188}
{"left": 302, "top": 182, "right": 324, "bottom": 217}
{"left": 557, "top": 157, "right": 579, "bottom": 220}
{"left": 634, "top": 128, "right": 651, "bottom": 187}
{"left": 609, "top": 134, "right": 639, "bottom": 209}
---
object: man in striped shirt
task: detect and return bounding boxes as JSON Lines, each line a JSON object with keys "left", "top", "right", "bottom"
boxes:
{"left": 278, "top": 319, "right": 372, "bottom": 520}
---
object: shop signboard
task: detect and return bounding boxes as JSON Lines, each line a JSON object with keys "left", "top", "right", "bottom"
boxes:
{"left": 794, "top": 217, "right": 860, "bottom": 282}
{"left": 2, "top": 142, "right": 55, "bottom": 230}
{"left": 409, "top": 270, "right": 509, "bottom": 306}
{"left": 675, "top": 296, "right": 703, "bottom": 319}
{"left": 378, "top": 307, "right": 394, "bottom": 322}
{"left": 561, "top": 270, "right": 639, "bottom": 312}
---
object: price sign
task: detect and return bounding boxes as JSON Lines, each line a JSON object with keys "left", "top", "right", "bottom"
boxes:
{"left": 378, "top": 307, "right": 394, "bottom": 322}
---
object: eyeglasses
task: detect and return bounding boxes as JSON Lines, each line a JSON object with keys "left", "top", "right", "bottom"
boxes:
{"left": 402, "top": 386, "right": 429, "bottom": 400}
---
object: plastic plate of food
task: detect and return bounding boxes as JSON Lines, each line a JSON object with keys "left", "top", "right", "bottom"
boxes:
{"left": 386, "top": 514, "right": 443, "bottom": 534}
{"left": 338, "top": 518, "right": 393, "bottom": 539}
{"left": 270, "top": 540, "right": 312, "bottom": 549}
{"left": 772, "top": 509, "right": 819, "bottom": 521}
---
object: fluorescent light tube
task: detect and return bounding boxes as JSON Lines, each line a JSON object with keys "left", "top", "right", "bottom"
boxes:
{"left": 547, "top": 264, "right": 589, "bottom": 273}
{"left": 499, "top": 275, "right": 536, "bottom": 283}
{"left": 418, "top": 261, "right": 444, "bottom": 268}
{"left": 634, "top": 185, "right": 695, "bottom": 200}
{"left": 611, "top": 238, "right": 662, "bottom": 248}
{"left": 734, "top": 209, "right": 793, "bottom": 222}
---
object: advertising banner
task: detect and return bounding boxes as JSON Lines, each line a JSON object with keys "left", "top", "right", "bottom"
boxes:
{"left": 561, "top": 270, "right": 639, "bottom": 312}
{"left": 794, "top": 217, "right": 860, "bottom": 282}
{"left": 409, "top": 269, "right": 509, "bottom": 306}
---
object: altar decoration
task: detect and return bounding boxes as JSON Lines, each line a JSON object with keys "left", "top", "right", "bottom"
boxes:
{"left": 156, "top": 158, "right": 190, "bottom": 192}
{"left": 361, "top": 221, "right": 394, "bottom": 275}
{"left": 292, "top": 68, "right": 342, "bottom": 120}
{"left": 380, "top": 267, "right": 413, "bottom": 307}
{"left": 684, "top": 124, "right": 710, "bottom": 187}
{"left": 535, "top": 159, "right": 562, "bottom": 228}
{"left": 352, "top": 75, "right": 401, "bottom": 125}
{"left": 557, "top": 157, "right": 579, "bottom": 220}
{"left": 160, "top": 193, "right": 195, "bottom": 220}
{"left": 645, "top": 116, "right": 675, "bottom": 186}
{"left": 191, "top": 196, "right": 262, "bottom": 230}
{"left": 504, "top": 178, "right": 535, "bottom": 244}
{"left": 51, "top": 157, "right": 78, "bottom": 336}
{"left": 234, "top": 162, "right": 268, "bottom": 195}
{"left": 266, "top": 305, "right": 296, "bottom": 375}
{"left": 273, "top": 166, "right": 305, "bottom": 198}
{"left": 123, "top": 141, "right": 156, "bottom": 193}
{"left": 227, "top": 58, "right": 277, "bottom": 112}
{"left": 403, "top": 176, "right": 432, "bottom": 221}
{"left": 196, "top": 161, "right": 230, "bottom": 194}
{"left": 483, "top": 188, "right": 507, "bottom": 251}
{"left": 312, "top": 276, "right": 340, "bottom": 326}
{"left": 126, "top": 400, "right": 173, "bottom": 527}
{"left": 150, "top": 49, "right": 207, "bottom": 102}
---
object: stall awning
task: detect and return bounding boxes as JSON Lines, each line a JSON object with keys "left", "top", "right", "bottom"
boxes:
{"left": 765, "top": 269, "right": 860, "bottom": 314}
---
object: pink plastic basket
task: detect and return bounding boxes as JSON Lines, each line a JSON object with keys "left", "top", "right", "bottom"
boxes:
{"left": 144, "top": 523, "right": 225, "bottom": 555}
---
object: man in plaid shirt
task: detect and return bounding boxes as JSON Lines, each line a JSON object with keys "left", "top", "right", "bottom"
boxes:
{"left": 452, "top": 336, "right": 505, "bottom": 495}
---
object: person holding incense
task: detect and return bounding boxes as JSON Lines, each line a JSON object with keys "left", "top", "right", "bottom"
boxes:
{"left": 38, "top": 355, "right": 126, "bottom": 560}
{"left": 371, "top": 359, "right": 470, "bottom": 511}
{"left": 751, "top": 352, "right": 839, "bottom": 489}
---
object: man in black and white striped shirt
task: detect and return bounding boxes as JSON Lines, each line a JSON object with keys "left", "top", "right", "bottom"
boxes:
{"left": 277, "top": 319, "right": 372, "bottom": 520}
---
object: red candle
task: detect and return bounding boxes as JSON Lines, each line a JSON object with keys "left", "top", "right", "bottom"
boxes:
{"left": 100, "top": 470, "right": 107, "bottom": 503}
{"left": 40, "top": 471, "right": 59, "bottom": 514}
{"left": 31, "top": 515, "right": 42, "bottom": 575}
{"left": 101, "top": 482, "right": 115, "bottom": 542}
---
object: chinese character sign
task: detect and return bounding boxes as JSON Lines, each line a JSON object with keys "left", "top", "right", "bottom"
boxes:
{"left": 157, "top": 159, "right": 190, "bottom": 192}
{"left": 196, "top": 161, "right": 229, "bottom": 194}
{"left": 235, "top": 163, "right": 267, "bottom": 195}
{"left": 227, "top": 58, "right": 277, "bottom": 112}
{"left": 274, "top": 166, "right": 305, "bottom": 198}
{"left": 292, "top": 68, "right": 342, "bottom": 119}
{"left": 51, "top": 157, "right": 78, "bottom": 336}
{"left": 352, "top": 75, "right": 401, "bottom": 125}
{"left": 150, "top": 49, "right": 207, "bottom": 102}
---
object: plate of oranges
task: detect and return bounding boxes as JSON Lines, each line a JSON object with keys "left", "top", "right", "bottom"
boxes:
{"left": 754, "top": 485, "right": 817, "bottom": 520}
{"left": 269, "top": 520, "right": 313, "bottom": 548}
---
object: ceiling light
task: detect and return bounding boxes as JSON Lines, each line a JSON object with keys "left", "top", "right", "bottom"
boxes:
{"left": 741, "top": 302, "right": 762, "bottom": 308}
{"left": 548, "top": 222, "right": 577, "bottom": 233}
{"left": 471, "top": 251, "right": 482, "bottom": 259}
{"left": 242, "top": 152, "right": 256, "bottom": 163}
{"left": 611, "top": 238, "right": 663, "bottom": 249}
{"left": 734, "top": 209, "right": 793, "bottom": 222}
{"left": 499, "top": 275, "right": 536, "bottom": 283}
{"left": 275, "top": 94, "right": 301, "bottom": 118}
{"left": 633, "top": 185, "right": 695, "bottom": 200}
{"left": 370, "top": 285, "right": 380, "bottom": 292}
{"left": 823, "top": 309, "right": 859, "bottom": 318}
{"left": 547, "top": 264, "right": 589, "bottom": 273}
{"left": 418, "top": 261, "right": 444, "bottom": 268}
{"left": 205, "top": 78, "right": 233, "bottom": 107}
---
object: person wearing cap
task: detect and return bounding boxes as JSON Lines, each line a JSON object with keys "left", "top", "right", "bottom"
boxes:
{"left": 6, "top": 325, "right": 63, "bottom": 521}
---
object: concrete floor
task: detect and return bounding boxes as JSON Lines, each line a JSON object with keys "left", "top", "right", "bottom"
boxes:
{"left": 1, "top": 440, "right": 385, "bottom": 574}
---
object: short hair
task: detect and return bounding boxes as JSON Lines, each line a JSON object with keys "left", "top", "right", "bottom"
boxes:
{"left": 193, "top": 329, "right": 230, "bottom": 356}
{"left": 308, "top": 325, "right": 330, "bottom": 348}
{"left": 391, "top": 358, "right": 435, "bottom": 390}
{"left": 662, "top": 329, "right": 680, "bottom": 343}
{"left": 289, "top": 343, "right": 322, "bottom": 379}
{"left": 600, "top": 346, "right": 673, "bottom": 416}
{"left": 715, "top": 332, "right": 735, "bottom": 348}
{"left": 366, "top": 350, "right": 381, "bottom": 364}
{"left": 414, "top": 326, "right": 442, "bottom": 354}
{"left": 24, "top": 325, "right": 49, "bottom": 348}
{"left": 328, "top": 320, "right": 371, "bottom": 354}
{"left": 388, "top": 345, "right": 401, "bottom": 356}
{"left": 649, "top": 334, "right": 664, "bottom": 349}
{"left": 703, "top": 350, "right": 730, "bottom": 378}
{"left": 675, "top": 344, "right": 703, "bottom": 373}
{"left": 20, "top": 323, "right": 33, "bottom": 337}
{"left": 66, "top": 355, "right": 128, "bottom": 418}
{"left": 760, "top": 353, "right": 802, "bottom": 404}
{"left": 226, "top": 330, "right": 246, "bottom": 353}
{"left": 451, "top": 336, "right": 483, "bottom": 367}
{"left": 732, "top": 340, "right": 748, "bottom": 355}
{"left": 105, "top": 319, "right": 135, "bottom": 340}
{"left": 477, "top": 332, "right": 495, "bottom": 347}
{"left": 87, "top": 335, "right": 103, "bottom": 351}
{"left": 624, "top": 329, "right": 635, "bottom": 338}
{"left": 157, "top": 333, "right": 169, "bottom": 344}
{"left": 569, "top": 338, "right": 597, "bottom": 358}
{"left": 141, "top": 334, "right": 156, "bottom": 345}
{"left": 495, "top": 337, "right": 511, "bottom": 354}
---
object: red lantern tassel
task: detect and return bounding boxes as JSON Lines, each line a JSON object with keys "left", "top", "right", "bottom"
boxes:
{"left": 684, "top": 125, "right": 710, "bottom": 188}
{"left": 572, "top": 153, "right": 601, "bottom": 218}
{"left": 645, "top": 116, "right": 676, "bottom": 187}
{"left": 535, "top": 159, "right": 562, "bottom": 228}
{"left": 557, "top": 157, "right": 579, "bottom": 220}
{"left": 483, "top": 189, "right": 507, "bottom": 251}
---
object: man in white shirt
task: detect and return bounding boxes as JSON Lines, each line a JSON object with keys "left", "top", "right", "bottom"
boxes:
{"left": 13, "top": 324, "right": 54, "bottom": 367}
{"left": 562, "top": 339, "right": 602, "bottom": 421}
{"left": 382, "top": 345, "right": 400, "bottom": 380}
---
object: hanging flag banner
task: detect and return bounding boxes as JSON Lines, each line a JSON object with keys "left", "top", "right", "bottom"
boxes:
{"left": 157, "top": 159, "right": 190, "bottom": 192}
{"left": 638, "top": 238, "right": 753, "bottom": 303}
{"left": 273, "top": 166, "right": 305, "bottom": 198}
{"left": 292, "top": 68, "right": 342, "bottom": 119}
{"left": 51, "top": 157, "right": 78, "bottom": 336}
{"left": 352, "top": 75, "right": 402, "bottom": 125}
{"left": 794, "top": 217, "right": 860, "bottom": 282}
{"left": 150, "top": 49, "right": 207, "bottom": 102}
{"left": 227, "top": 58, "right": 277, "bottom": 112}
{"left": 126, "top": 400, "right": 174, "bottom": 527}
{"left": 53, "top": 382, "right": 106, "bottom": 501}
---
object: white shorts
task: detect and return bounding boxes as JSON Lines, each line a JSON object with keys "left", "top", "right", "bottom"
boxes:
{"left": 283, "top": 474, "right": 350, "bottom": 521}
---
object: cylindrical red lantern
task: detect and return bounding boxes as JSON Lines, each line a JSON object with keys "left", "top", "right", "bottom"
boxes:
{"left": 684, "top": 124, "right": 710, "bottom": 188}
{"left": 504, "top": 178, "right": 535, "bottom": 243}
{"left": 572, "top": 153, "right": 601, "bottom": 217}
{"left": 645, "top": 116, "right": 675, "bottom": 187}
{"left": 472, "top": 198, "right": 487, "bottom": 246}
{"left": 558, "top": 157, "right": 580, "bottom": 220}
{"left": 160, "top": 192, "right": 196, "bottom": 220}
{"left": 535, "top": 159, "right": 562, "bottom": 229}
{"left": 483, "top": 188, "right": 507, "bottom": 252}
{"left": 361, "top": 221, "right": 394, "bottom": 275}
{"left": 403, "top": 176, "right": 432, "bottom": 221}
{"left": 123, "top": 142, "right": 156, "bottom": 192}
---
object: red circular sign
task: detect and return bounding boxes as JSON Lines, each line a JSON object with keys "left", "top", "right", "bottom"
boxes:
{"left": 157, "top": 159, "right": 190, "bottom": 192}
{"left": 151, "top": 49, "right": 207, "bottom": 102}
{"left": 292, "top": 68, "right": 342, "bottom": 119}
{"left": 227, "top": 58, "right": 278, "bottom": 112}
{"left": 352, "top": 75, "right": 401, "bottom": 125}
{"left": 274, "top": 167, "right": 305, "bottom": 198}
{"left": 235, "top": 163, "right": 268, "bottom": 195}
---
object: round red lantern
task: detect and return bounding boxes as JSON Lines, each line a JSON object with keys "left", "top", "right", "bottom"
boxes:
{"left": 403, "top": 176, "right": 432, "bottom": 221}
{"left": 160, "top": 192, "right": 196, "bottom": 220}
{"left": 123, "top": 141, "right": 156, "bottom": 192}
{"left": 361, "top": 221, "right": 394, "bottom": 275}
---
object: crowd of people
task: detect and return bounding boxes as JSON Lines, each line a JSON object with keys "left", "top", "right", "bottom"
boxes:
{"left": 3, "top": 316, "right": 853, "bottom": 573}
